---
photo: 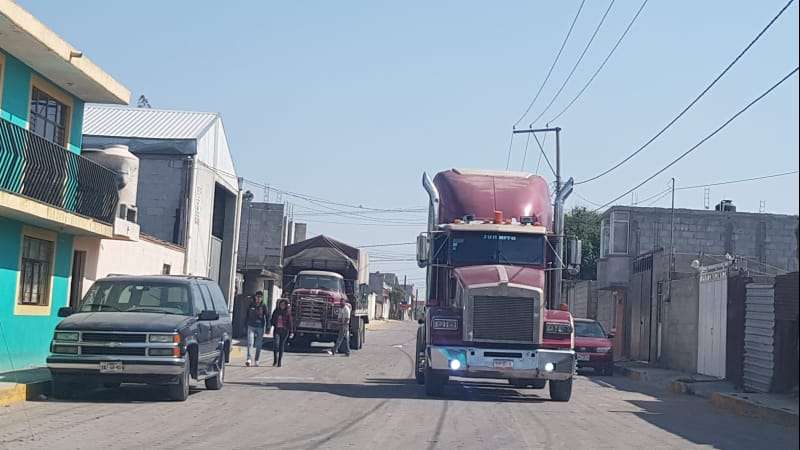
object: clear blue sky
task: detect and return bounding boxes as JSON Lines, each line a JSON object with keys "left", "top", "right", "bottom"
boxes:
{"left": 20, "top": 0, "right": 799, "bottom": 289}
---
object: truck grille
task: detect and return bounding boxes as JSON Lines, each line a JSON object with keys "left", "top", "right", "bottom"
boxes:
{"left": 472, "top": 296, "right": 538, "bottom": 343}
{"left": 81, "top": 332, "right": 146, "bottom": 343}
{"left": 81, "top": 346, "right": 146, "bottom": 356}
{"left": 297, "top": 297, "right": 338, "bottom": 320}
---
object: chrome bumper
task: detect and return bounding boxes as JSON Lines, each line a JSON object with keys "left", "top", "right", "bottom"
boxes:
{"left": 427, "top": 346, "right": 575, "bottom": 381}
{"left": 47, "top": 356, "right": 186, "bottom": 375}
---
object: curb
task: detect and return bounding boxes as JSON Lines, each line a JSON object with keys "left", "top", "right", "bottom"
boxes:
{"left": 616, "top": 365, "right": 643, "bottom": 381}
{"left": 0, "top": 380, "right": 50, "bottom": 407}
{"left": 710, "top": 392, "right": 799, "bottom": 428}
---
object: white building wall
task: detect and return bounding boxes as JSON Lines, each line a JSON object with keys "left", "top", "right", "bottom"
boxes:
{"left": 186, "top": 161, "right": 217, "bottom": 278}
{"left": 73, "top": 235, "right": 186, "bottom": 297}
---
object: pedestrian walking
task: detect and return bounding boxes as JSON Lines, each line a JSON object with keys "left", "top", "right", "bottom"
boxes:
{"left": 270, "top": 298, "right": 293, "bottom": 367}
{"left": 245, "top": 291, "right": 269, "bottom": 367}
{"left": 333, "top": 301, "right": 352, "bottom": 357}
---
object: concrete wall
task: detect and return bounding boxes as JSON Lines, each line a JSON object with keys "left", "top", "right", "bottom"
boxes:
{"left": 293, "top": 223, "right": 307, "bottom": 243}
{"left": 135, "top": 156, "right": 190, "bottom": 244}
{"left": 73, "top": 235, "right": 186, "bottom": 297}
{"left": 238, "top": 201, "right": 286, "bottom": 270}
{"left": 564, "top": 280, "right": 593, "bottom": 318}
{"left": 597, "top": 256, "right": 631, "bottom": 289}
{"left": 659, "top": 274, "right": 700, "bottom": 373}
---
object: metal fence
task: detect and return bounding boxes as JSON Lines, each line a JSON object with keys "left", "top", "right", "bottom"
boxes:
{"left": 743, "top": 283, "right": 775, "bottom": 393}
{"left": 0, "top": 118, "right": 118, "bottom": 224}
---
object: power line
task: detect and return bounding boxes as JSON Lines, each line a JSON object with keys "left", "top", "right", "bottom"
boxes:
{"left": 592, "top": 66, "right": 799, "bottom": 212}
{"left": 512, "top": 0, "right": 588, "bottom": 128}
{"left": 532, "top": 132, "right": 557, "bottom": 177}
{"left": 548, "top": 0, "right": 649, "bottom": 124}
{"left": 576, "top": 0, "right": 796, "bottom": 186}
{"left": 358, "top": 242, "right": 416, "bottom": 248}
{"left": 519, "top": 132, "right": 532, "bottom": 171}
{"left": 677, "top": 170, "right": 799, "bottom": 190}
{"left": 529, "top": 0, "right": 616, "bottom": 127}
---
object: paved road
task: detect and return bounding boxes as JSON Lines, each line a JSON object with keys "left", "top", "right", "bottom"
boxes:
{"left": 0, "top": 320, "right": 796, "bottom": 449}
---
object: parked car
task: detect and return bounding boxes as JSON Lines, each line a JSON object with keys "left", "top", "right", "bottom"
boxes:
{"left": 47, "top": 275, "right": 232, "bottom": 401}
{"left": 573, "top": 318, "right": 614, "bottom": 376}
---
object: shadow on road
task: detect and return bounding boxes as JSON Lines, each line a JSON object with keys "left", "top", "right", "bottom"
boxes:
{"left": 585, "top": 375, "right": 798, "bottom": 450}
{"left": 34, "top": 384, "right": 205, "bottom": 404}
{"left": 225, "top": 377, "right": 550, "bottom": 403}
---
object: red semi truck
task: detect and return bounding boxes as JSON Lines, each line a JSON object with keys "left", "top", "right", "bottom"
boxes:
{"left": 283, "top": 235, "right": 369, "bottom": 350}
{"left": 414, "top": 169, "right": 577, "bottom": 401}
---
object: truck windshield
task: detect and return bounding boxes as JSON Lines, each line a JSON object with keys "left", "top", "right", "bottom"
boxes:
{"left": 296, "top": 275, "right": 343, "bottom": 293}
{"left": 574, "top": 321, "right": 607, "bottom": 338}
{"left": 78, "top": 281, "right": 191, "bottom": 315}
{"left": 449, "top": 231, "right": 545, "bottom": 266}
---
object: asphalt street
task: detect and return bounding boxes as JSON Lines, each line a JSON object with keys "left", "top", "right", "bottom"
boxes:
{"left": 0, "top": 320, "right": 796, "bottom": 450}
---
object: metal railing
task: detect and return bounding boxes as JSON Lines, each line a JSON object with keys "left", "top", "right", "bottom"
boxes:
{"left": 0, "top": 118, "right": 118, "bottom": 224}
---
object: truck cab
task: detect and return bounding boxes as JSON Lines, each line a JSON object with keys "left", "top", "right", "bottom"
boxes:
{"left": 415, "top": 169, "right": 576, "bottom": 401}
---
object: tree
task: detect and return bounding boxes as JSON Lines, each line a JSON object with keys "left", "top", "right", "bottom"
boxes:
{"left": 564, "top": 207, "right": 602, "bottom": 280}
{"left": 388, "top": 286, "right": 407, "bottom": 320}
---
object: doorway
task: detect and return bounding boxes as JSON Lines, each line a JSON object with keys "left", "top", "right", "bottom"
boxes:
{"left": 69, "top": 250, "right": 86, "bottom": 309}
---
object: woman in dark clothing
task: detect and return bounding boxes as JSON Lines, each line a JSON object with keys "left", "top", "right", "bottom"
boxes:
{"left": 270, "top": 299, "right": 294, "bottom": 367}
{"left": 245, "top": 291, "right": 269, "bottom": 367}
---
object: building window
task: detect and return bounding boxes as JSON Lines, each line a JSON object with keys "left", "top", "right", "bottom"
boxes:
{"left": 162, "top": 264, "right": 172, "bottom": 275}
{"left": 29, "top": 86, "right": 70, "bottom": 147}
{"left": 600, "top": 211, "right": 630, "bottom": 257}
{"left": 19, "top": 236, "right": 54, "bottom": 306}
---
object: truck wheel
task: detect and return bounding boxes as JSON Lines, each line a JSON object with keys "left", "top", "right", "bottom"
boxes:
{"left": 204, "top": 353, "right": 225, "bottom": 391}
{"left": 424, "top": 366, "right": 447, "bottom": 396}
{"left": 350, "top": 319, "right": 363, "bottom": 350}
{"left": 415, "top": 345, "right": 426, "bottom": 385}
{"left": 549, "top": 378, "right": 573, "bottom": 402}
{"left": 168, "top": 362, "right": 191, "bottom": 401}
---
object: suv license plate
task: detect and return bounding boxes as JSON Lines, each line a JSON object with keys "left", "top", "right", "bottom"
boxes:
{"left": 300, "top": 320, "right": 322, "bottom": 329}
{"left": 493, "top": 359, "right": 513, "bottom": 369}
{"left": 99, "top": 361, "right": 123, "bottom": 373}
{"left": 577, "top": 353, "right": 590, "bottom": 361}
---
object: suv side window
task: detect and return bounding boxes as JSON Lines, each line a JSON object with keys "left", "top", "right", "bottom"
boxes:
{"left": 191, "top": 283, "right": 207, "bottom": 315}
{"left": 204, "top": 283, "right": 229, "bottom": 316}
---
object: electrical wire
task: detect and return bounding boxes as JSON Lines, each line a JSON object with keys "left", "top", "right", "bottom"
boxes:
{"left": 532, "top": 132, "right": 557, "bottom": 177}
{"left": 357, "top": 242, "right": 416, "bottom": 248}
{"left": 576, "top": 0, "right": 796, "bottom": 186}
{"left": 529, "top": 0, "right": 616, "bottom": 127}
{"left": 548, "top": 0, "right": 649, "bottom": 124}
{"left": 677, "top": 170, "right": 799, "bottom": 190}
{"left": 519, "top": 132, "right": 532, "bottom": 171}
{"left": 512, "top": 0, "right": 588, "bottom": 128}
{"left": 592, "top": 66, "right": 799, "bottom": 212}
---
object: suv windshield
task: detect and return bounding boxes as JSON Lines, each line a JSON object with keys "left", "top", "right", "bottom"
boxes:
{"left": 450, "top": 231, "right": 545, "bottom": 266}
{"left": 296, "top": 275, "right": 343, "bottom": 293}
{"left": 79, "top": 281, "right": 192, "bottom": 315}
{"left": 574, "top": 321, "right": 607, "bottom": 338}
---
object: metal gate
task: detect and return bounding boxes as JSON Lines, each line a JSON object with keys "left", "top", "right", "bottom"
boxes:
{"left": 209, "top": 236, "right": 223, "bottom": 283}
{"left": 630, "top": 255, "right": 654, "bottom": 362}
{"left": 697, "top": 265, "right": 728, "bottom": 378}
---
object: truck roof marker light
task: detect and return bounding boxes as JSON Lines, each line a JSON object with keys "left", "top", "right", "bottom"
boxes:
{"left": 494, "top": 211, "right": 503, "bottom": 224}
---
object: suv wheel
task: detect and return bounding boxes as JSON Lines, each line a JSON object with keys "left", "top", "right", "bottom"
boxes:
{"left": 205, "top": 353, "right": 225, "bottom": 391}
{"left": 168, "top": 362, "right": 190, "bottom": 401}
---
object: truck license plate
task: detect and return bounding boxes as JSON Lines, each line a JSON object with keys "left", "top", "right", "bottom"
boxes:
{"left": 493, "top": 359, "right": 513, "bottom": 369}
{"left": 300, "top": 320, "right": 322, "bottom": 329}
{"left": 99, "top": 361, "right": 123, "bottom": 373}
{"left": 577, "top": 353, "right": 590, "bottom": 361}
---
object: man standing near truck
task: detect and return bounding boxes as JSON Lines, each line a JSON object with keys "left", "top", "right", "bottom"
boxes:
{"left": 333, "top": 301, "right": 352, "bottom": 356}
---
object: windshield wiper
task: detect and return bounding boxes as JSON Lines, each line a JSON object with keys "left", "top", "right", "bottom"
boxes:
{"left": 83, "top": 304, "right": 121, "bottom": 312}
{"left": 127, "top": 307, "right": 181, "bottom": 315}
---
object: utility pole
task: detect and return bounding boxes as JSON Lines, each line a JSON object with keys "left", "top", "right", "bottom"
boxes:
{"left": 668, "top": 178, "right": 675, "bottom": 302}
{"left": 513, "top": 127, "right": 569, "bottom": 309}
{"left": 243, "top": 191, "right": 254, "bottom": 272}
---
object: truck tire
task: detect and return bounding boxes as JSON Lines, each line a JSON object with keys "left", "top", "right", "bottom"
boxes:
{"left": 424, "top": 366, "right": 447, "bottom": 396}
{"left": 549, "top": 378, "right": 573, "bottom": 402}
{"left": 415, "top": 342, "right": 426, "bottom": 385}
{"left": 350, "top": 318, "right": 362, "bottom": 350}
{"left": 204, "top": 353, "right": 225, "bottom": 391}
{"left": 168, "top": 362, "right": 191, "bottom": 402}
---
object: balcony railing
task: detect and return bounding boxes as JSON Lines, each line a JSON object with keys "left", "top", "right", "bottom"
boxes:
{"left": 0, "top": 118, "right": 119, "bottom": 224}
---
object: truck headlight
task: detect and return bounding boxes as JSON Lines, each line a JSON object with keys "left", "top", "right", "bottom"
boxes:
{"left": 432, "top": 319, "right": 458, "bottom": 331}
{"left": 54, "top": 331, "right": 79, "bottom": 342}
{"left": 596, "top": 347, "right": 612, "bottom": 353}
{"left": 149, "top": 334, "right": 180, "bottom": 343}
{"left": 52, "top": 344, "right": 79, "bottom": 354}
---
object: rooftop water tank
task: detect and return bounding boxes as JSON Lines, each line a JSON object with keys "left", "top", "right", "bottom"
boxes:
{"left": 82, "top": 145, "right": 139, "bottom": 222}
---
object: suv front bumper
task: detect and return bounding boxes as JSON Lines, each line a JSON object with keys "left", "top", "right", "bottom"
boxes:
{"left": 47, "top": 355, "right": 186, "bottom": 376}
{"left": 427, "top": 346, "right": 575, "bottom": 381}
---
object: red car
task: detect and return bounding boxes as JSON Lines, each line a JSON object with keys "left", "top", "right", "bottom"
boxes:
{"left": 573, "top": 318, "right": 614, "bottom": 375}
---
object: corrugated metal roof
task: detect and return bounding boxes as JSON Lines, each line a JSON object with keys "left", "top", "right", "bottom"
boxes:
{"left": 83, "top": 105, "right": 218, "bottom": 139}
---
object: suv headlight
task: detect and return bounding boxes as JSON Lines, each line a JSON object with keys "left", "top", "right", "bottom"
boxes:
{"left": 432, "top": 319, "right": 458, "bottom": 331}
{"left": 54, "top": 331, "right": 79, "bottom": 342}
{"left": 149, "top": 333, "right": 180, "bottom": 343}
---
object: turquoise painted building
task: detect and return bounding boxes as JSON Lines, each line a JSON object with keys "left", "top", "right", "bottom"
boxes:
{"left": 0, "top": 2, "right": 129, "bottom": 373}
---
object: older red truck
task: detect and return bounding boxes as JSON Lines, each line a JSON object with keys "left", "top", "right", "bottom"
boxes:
{"left": 414, "top": 169, "right": 577, "bottom": 401}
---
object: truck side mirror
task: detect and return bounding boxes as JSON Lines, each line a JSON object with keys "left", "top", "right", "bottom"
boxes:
{"left": 416, "top": 233, "right": 429, "bottom": 268}
{"left": 58, "top": 307, "right": 74, "bottom": 317}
